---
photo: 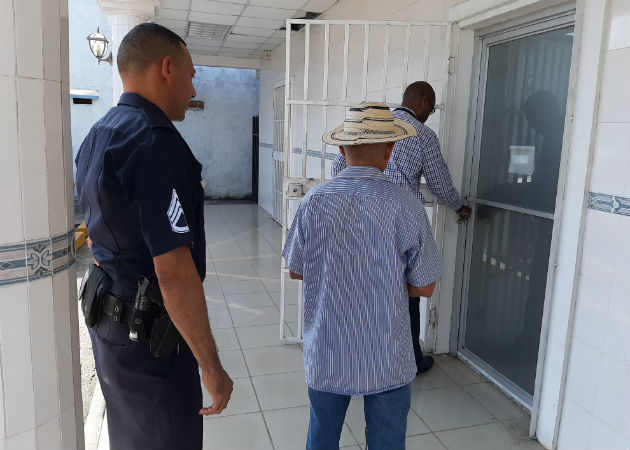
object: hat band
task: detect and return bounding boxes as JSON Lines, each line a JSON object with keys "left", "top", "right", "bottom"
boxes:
{"left": 345, "top": 117, "right": 394, "bottom": 123}
{"left": 335, "top": 128, "right": 399, "bottom": 136}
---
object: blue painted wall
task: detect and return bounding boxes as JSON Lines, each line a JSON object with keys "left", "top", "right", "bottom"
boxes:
{"left": 68, "top": 0, "right": 112, "bottom": 176}
{"left": 69, "top": 1, "right": 259, "bottom": 199}
{"left": 175, "top": 66, "right": 260, "bottom": 199}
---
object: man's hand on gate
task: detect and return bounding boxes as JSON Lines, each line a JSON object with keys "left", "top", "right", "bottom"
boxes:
{"left": 456, "top": 205, "right": 472, "bottom": 223}
{"left": 199, "top": 367, "right": 234, "bottom": 415}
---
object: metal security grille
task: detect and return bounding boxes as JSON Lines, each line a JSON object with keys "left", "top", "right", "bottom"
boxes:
{"left": 279, "top": 19, "right": 455, "bottom": 343}
{"left": 272, "top": 85, "right": 285, "bottom": 224}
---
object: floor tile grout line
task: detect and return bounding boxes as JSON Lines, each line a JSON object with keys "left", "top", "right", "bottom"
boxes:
{"left": 407, "top": 398, "right": 433, "bottom": 435}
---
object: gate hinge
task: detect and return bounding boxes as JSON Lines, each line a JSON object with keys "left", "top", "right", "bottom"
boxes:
{"left": 429, "top": 306, "right": 438, "bottom": 327}
{"left": 448, "top": 56, "right": 456, "bottom": 75}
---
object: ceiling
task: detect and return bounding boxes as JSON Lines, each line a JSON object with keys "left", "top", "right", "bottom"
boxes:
{"left": 153, "top": 0, "right": 338, "bottom": 59}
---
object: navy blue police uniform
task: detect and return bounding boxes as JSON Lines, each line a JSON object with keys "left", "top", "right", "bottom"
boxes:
{"left": 75, "top": 92, "right": 205, "bottom": 450}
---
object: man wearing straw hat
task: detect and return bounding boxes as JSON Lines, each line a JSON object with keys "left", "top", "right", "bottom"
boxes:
{"left": 282, "top": 102, "right": 442, "bottom": 450}
{"left": 332, "top": 81, "right": 471, "bottom": 375}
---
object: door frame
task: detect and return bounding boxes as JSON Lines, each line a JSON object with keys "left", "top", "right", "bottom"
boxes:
{"left": 454, "top": 4, "right": 577, "bottom": 434}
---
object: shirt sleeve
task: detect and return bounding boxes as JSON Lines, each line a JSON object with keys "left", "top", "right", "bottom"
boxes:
{"left": 331, "top": 153, "right": 347, "bottom": 178}
{"left": 120, "top": 131, "right": 196, "bottom": 257}
{"left": 282, "top": 201, "right": 307, "bottom": 275}
{"left": 404, "top": 206, "right": 443, "bottom": 288}
{"left": 420, "top": 130, "right": 464, "bottom": 211}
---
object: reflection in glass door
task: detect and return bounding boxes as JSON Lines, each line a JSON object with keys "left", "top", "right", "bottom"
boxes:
{"left": 460, "top": 25, "right": 574, "bottom": 404}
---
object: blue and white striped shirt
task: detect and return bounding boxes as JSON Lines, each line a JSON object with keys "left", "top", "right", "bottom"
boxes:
{"left": 331, "top": 108, "right": 463, "bottom": 211}
{"left": 282, "top": 166, "right": 443, "bottom": 396}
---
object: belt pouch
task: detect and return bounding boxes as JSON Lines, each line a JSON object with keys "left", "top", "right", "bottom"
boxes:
{"left": 149, "top": 314, "right": 181, "bottom": 358}
{"left": 78, "top": 264, "right": 111, "bottom": 328}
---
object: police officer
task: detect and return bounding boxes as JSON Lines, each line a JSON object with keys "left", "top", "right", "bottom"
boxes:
{"left": 75, "top": 23, "right": 233, "bottom": 450}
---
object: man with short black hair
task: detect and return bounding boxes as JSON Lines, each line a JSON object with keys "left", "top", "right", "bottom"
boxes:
{"left": 76, "top": 23, "right": 232, "bottom": 450}
{"left": 332, "top": 81, "right": 471, "bottom": 375}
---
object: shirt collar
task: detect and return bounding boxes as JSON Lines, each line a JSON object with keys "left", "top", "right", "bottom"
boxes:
{"left": 117, "top": 92, "right": 176, "bottom": 131}
{"left": 394, "top": 106, "right": 417, "bottom": 120}
{"left": 337, "top": 165, "right": 389, "bottom": 181}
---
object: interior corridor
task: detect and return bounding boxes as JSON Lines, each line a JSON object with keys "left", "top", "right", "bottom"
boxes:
{"left": 94, "top": 204, "right": 543, "bottom": 450}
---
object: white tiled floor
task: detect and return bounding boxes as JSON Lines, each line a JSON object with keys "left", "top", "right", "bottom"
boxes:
{"left": 95, "top": 204, "right": 544, "bottom": 450}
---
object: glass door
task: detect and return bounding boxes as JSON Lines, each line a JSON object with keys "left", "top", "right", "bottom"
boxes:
{"left": 460, "top": 23, "right": 574, "bottom": 405}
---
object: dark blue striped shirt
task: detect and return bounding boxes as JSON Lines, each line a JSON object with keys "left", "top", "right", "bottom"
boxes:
{"left": 332, "top": 108, "right": 464, "bottom": 211}
{"left": 282, "top": 166, "right": 443, "bottom": 395}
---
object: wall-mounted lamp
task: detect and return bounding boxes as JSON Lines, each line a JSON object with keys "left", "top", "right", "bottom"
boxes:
{"left": 87, "top": 27, "right": 112, "bottom": 65}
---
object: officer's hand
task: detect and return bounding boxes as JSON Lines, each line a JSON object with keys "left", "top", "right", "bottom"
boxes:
{"left": 87, "top": 237, "right": 100, "bottom": 266}
{"left": 199, "top": 367, "right": 233, "bottom": 415}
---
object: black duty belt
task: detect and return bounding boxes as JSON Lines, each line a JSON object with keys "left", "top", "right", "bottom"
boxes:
{"left": 102, "top": 293, "right": 132, "bottom": 326}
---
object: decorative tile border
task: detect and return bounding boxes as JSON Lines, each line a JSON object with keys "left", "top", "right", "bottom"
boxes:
{"left": 260, "top": 142, "right": 338, "bottom": 161}
{"left": 587, "top": 192, "right": 630, "bottom": 217}
{"left": 292, "top": 147, "right": 338, "bottom": 161}
{"left": 0, "top": 230, "right": 76, "bottom": 287}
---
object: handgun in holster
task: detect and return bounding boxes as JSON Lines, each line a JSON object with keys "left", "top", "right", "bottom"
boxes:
{"left": 130, "top": 275, "right": 181, "bottom": 358}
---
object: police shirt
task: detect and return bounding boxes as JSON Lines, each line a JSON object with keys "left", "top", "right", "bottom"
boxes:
{"left": 75, "top": 93, "right": 205, "bottom": 300}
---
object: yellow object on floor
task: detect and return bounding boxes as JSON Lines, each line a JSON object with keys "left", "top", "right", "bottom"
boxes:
{"left": 75, "top": 221, "right": 87, "bottom": 249}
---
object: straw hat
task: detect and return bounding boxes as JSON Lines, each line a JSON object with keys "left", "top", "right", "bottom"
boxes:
{"left": 322, "top": 102, "right": 417, "bottom": 146}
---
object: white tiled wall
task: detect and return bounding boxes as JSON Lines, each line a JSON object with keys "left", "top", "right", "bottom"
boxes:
{"left": 0, "top": 0, "right": 81, "bottom": 448}
{"left": 558, "top": 1, "right": 630, "bottom": 449}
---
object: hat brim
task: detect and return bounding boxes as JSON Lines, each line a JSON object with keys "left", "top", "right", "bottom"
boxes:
{"left": 322, "top": 118, "right": 417, "bottom": 146}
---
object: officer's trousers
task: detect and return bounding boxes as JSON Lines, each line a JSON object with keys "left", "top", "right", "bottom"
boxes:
{"left": 90, "top": 315, "right": 202, "bottom": 450}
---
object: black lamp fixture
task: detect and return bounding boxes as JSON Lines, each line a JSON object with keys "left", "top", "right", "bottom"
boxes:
{"left": 87, "top": 27, "right": 112, "bottom": 65}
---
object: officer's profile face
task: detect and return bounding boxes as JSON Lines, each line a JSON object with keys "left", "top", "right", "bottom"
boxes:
{"left": 169, "top": 44, "right": 196, "bottom": 122}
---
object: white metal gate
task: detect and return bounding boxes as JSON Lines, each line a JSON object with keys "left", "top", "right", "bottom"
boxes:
{"left": 279, "top": 19, "right": 455, "bottom": 343}
{"left": 271, "top": 84, "right": 285, "bottom": 224}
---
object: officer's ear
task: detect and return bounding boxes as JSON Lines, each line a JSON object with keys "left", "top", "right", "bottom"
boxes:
{"left": 159, "top": 56, "right": 175, "bottom": 84}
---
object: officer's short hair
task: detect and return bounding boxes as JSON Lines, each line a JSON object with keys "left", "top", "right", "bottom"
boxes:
{"left": 117, "top": 23, "right": 187, "bottom": 76}
{"left": 403, "top": 81, "right": 435, "bottom": 104}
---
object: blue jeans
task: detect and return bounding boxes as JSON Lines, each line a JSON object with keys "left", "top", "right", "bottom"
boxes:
{"left": 306, "top": 384, "right": 411, "bottom": 450}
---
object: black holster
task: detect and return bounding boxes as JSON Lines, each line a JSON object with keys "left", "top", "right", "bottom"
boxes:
{"left": 131, "top": 275, "right": 181, "bottom": 358}
{"left": 78, "top": 264, "right": 112, "bottom": 328}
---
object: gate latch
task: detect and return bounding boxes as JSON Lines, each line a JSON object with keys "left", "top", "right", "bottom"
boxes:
{"left": 288, "top": 183, "right": 303, "bottom": 196}
{"left": 448, "top": 56, "right": 456, "bottom": 75}
{"left": 429, "top": 306, "right": 438, "bottom": 327}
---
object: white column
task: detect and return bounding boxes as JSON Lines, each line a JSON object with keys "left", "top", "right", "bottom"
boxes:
{"left": 97, "top": 0, "right": 158, "bottom": 104}
{"left": 0, "top": 0, "right": 83, "bottom": 448}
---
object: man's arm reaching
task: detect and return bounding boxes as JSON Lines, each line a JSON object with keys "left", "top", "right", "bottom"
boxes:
{"left": 153, "top": 245, "right": 233, "bottom": 416}
{"left": 408, "top": 281, "right": 436, "bottom": 298}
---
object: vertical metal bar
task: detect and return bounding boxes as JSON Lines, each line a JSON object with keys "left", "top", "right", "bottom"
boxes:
{"left": 422, "top": 25, "right": 431, "bottom": 81}
{"left": 428, "top": 23, "right": 453, "bottom": 351}
{"left": 280, "top": 268, "right": 286, "bottom": 340}
{"left": 437, "top": 24, "right": 452, "bottom": 148}
{"left": 283, "top": 23, "right": 291, "bottom": 180}
{"left": 382, "top": 25, "right": 390, "bottom": 102}
{"left": 302, "top": 23, "right": 311, "bottom": 179}
{"left": 362, "top": 24, "right": 370, "bottom": 102}
{"left": 321, "top": 23, "right": 330, "bottom": 180}
{"left": 402, "top": 24, "right": 411, "bottom": 92}
{"left": 342, "top": 24, "right": 349, "bottom": 101}
{"left": 281, "top": 23, "right": 291, "bottom": 340}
